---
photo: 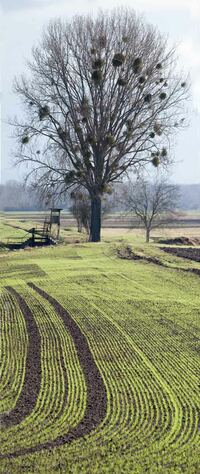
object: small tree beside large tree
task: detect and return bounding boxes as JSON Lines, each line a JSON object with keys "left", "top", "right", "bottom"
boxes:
{"left": 126, "top": 175, "right": 179, "bottom": 242}
{"left": 70, "top": 191, "right": 91, "bottom": 235}
{"left": 13, "top": 8, "right": 188, "bottom": 241}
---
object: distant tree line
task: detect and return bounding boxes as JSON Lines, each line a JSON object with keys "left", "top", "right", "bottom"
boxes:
{"left": 177, "top": 184, "right": 200, "bottom": 211}
{"left": 0, "top": 181, "right": 42, "bottom": 211}
{"left": 0, "top": 180, "right": 199, "bottom": 212}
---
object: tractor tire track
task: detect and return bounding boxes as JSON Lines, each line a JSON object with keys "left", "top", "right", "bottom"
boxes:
{"left": 1, "top": 287, "right": 41, "bottom": 427}
{"left": 1, "top": 283, "right": 107, "bottom": 458}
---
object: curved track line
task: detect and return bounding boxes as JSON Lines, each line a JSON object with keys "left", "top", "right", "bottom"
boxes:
{"left": 1, "top": 287, "right": 41, "bottom": 427}
{"left": 1, "top": 283, "right": 107, "bottom": 458}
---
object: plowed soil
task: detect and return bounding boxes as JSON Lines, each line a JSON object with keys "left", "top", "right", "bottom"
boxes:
{"left": 161, "top": 247, "right": 200, "bottom": 263}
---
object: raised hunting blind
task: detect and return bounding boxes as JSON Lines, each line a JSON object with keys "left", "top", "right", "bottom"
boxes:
{"left": 49, "top": 208, "right": 63, "bottom": 240}
{"left": 3, "top": 208, "right": 63, "bottom": 250}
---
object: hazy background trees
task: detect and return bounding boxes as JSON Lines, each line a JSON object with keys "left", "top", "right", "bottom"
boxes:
{"left": 13, "top": 8, "right": 188, "bottom": 241}
{"left": 0, "top": 180, "right": 199, "bottom": 212}
{"left": 0, "top": 181, "right": 41, "bottom": 211}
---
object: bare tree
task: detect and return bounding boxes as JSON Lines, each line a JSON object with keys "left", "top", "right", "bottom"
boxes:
{"left": 70, "top": 191, "right": 91, "bottom": 234}
{"left": 126, "top": 175, "right": 179, "bottom": 242}
{"left": 70, "top": 189, "right": 113, "bottom": 238}
{"left": 13, "top": 8, "right": 188, "bottom": 241}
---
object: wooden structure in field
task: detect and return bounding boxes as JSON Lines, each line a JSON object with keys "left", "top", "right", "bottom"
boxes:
{"left": 49, "top": 208, "right": 63, "bottom": 239}
{"left": 4, "top": 208, "right": 63, "bottom": 250}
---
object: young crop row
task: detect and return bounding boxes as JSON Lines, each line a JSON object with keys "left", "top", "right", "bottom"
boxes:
{"left": 98, "top": 298, "right": 199, "bottom": 450}
{"left": 0, "top": 283, "right": 86, "bottom": 456}
{"left": 0, "top": 263, "right": 46, "bottom": 284}
{"left": 0, "top": 289, "right": 27, "bottom": 415}
{"left": 56, "top": 290, "right": 176, "bottom": 445}
{"left": 0, "top": 247, "right": 199, "bottom": 473}
{"left": 26, "top": 276, "right": 199, "bottom": 472}
{"left": 28, "top": 283, "right": 173, "bottom": 447}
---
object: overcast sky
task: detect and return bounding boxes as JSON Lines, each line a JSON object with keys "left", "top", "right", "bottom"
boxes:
{"left": 1, "top": 0, "right": 200, "bottom": 184}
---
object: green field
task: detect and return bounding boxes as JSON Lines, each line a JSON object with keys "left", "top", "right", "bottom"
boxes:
{"left": 0, "top": 224, "right": 200, "bottom": 473}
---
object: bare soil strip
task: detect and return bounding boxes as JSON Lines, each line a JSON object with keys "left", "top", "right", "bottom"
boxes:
{"left": 117, "top": 246, "right": 165, "bottom": 266}
{"left": 2, "top": 283, "right": 107, "bottom": 458}
{"left": 117, "top": 245, "right": 200, "bottom": 276}
{"left": 161, "top": 247, "right": 200, "bottom": 263}
{"left": 2, "top": 287, "right": 41, "bottom": 427}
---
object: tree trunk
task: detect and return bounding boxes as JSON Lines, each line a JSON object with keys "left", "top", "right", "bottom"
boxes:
{"left": 90, "top": 195, "right": 101, "bottom": 242}
{"left": 146, "top": 227, "right": 150, "bottom": 243}
{"left": 77, "top": 218, "right": 82, "bottom": 233}
{"left": 85, "top": 220, "right": 90, "bottom": 237}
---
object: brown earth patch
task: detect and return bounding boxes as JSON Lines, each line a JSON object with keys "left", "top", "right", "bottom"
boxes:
{"left": 117, "top": 245, "right": 200, "bottom": 277}
{"left": 159, "top": 237, "right": 200, "bottom": 246}
{"left": 161, "top": 247, "right": 200, "bottom": 263}
{"left": 117, "top": 246, "right": 164, "bottom": 266}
